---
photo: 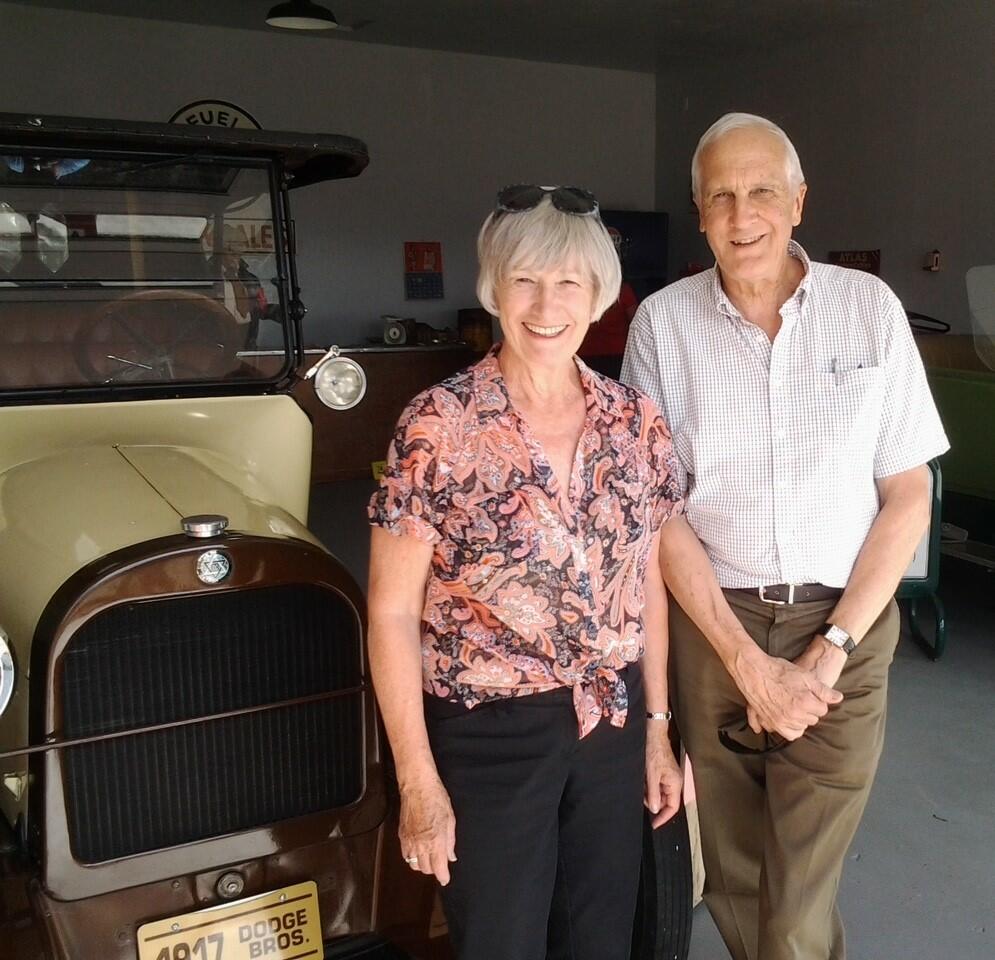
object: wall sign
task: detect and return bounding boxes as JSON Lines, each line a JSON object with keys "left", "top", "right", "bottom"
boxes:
{"left": 404, "top": 241, "right": 444, "bottom": 299}
{"left": 169, "top": 100, "right": 261, "bottom": 130}
{"left": 827, "top": 249, "right": 880, "bottom": 275}
{"left": 221, "top": 219, "right": 276, "bottom": 254}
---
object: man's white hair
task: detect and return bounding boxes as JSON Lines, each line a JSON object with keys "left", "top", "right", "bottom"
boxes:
{"left": 476, "top": 195, "right": 621, "bottom": 322}
{"left": 691, "top": 113, "right": 805, "bottom": 201}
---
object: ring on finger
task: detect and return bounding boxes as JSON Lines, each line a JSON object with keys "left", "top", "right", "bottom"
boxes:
{"left": 404, "top": 855, "right": 419, "bottom": 865}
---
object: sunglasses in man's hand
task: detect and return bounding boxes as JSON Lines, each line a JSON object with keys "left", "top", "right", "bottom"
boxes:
{"left": 718, "top": 717, "right": 791, "bottom": 756}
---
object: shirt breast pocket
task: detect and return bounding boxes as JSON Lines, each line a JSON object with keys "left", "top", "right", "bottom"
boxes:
{"left": 811, "top": 366, "right": 885, "bottom": 451}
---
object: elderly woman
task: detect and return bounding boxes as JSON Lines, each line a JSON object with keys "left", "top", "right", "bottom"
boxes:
{"left": 367, "top": 185, "right": 684, "bottom": 960}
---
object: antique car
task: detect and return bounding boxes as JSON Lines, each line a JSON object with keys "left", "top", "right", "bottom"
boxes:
{"left": 0, "top": 111, "right": 440, "bottom": 960}
{"left": 0, "top": 112, "right": 691, "bottom": 960}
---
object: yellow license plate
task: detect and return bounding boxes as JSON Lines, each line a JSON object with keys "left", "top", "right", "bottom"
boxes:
{"left": 137, "top": 881, "right": 322, "bottom": 960}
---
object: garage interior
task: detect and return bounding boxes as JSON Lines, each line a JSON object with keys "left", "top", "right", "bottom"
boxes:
{"left": 3, "top": 0, "right": 993, "bottom": 957}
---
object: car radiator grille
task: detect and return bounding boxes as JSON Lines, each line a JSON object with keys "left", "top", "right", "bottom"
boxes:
{"left": 59, "top": 584, "right": 364, "bottom": 863}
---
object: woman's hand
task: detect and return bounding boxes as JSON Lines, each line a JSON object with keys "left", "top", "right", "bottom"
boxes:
{"left": 369, "top": 528, "right": 456, "bottom": 883}
{"left": 644, "top": 724, "right": 683, "bottom": 828}
{"left": 399, "top": 774, "right": 458, "bottom": 885}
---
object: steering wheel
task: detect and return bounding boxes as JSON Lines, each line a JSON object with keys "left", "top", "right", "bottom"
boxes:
{"left": 75, "top": 289, "right": 244, "bottom": 385}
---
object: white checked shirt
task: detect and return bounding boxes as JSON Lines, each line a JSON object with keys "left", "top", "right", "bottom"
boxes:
{"left": 621, "top": 241, "right": 950, "bottom": 589}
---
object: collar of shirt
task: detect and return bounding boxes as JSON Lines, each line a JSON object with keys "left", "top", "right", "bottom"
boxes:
{"left": 710, "top": 239, "right": 813, "bottom": 321}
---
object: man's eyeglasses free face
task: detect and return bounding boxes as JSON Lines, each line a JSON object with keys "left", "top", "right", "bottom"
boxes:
{"left": 718, "top": 717, "right": 791, "bottom": 756}
{"left": 496, "top": 184, "right": 600, "bottom": 218}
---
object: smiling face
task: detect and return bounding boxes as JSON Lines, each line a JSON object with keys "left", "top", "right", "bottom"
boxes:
{"left": 696, "top": 126, "right": 807, "bottom": 290}
{"left": 495, "top": 260, "right": 595, "bottom": 370}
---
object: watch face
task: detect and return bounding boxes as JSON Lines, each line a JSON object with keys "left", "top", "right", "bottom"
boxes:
{"left": 824, "top": 624, "right": 855, "bottom": 654}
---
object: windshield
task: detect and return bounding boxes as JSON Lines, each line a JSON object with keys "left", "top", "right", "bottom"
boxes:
{"left": 0, "top": 152, "right": 289, "bottom": 391}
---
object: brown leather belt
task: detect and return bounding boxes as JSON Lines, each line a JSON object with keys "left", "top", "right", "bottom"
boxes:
{"left": 732, "top": 583, "right": 843, "bottom": 605}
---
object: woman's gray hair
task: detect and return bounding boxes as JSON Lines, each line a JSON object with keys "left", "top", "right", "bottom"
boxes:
{"left": 691, "top": 113, "right": 805, "bottom": 200}
{"left": 476, "top": 195, "right": 622, "bottom": 322}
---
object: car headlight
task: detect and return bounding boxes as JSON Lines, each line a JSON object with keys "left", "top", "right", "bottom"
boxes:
{"left": 0, "top": 629, "right": 14, "bottom": 716}
{"left": 312, "top": 355, "right": 367, "bottom": 410}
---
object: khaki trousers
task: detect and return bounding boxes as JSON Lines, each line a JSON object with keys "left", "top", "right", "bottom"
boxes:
{"left": 669, "top": 591, "right": 899, "bottom": 960}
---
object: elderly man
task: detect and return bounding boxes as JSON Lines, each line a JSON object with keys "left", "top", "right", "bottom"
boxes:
{"left": 622, "top": 112, "right": 948, "bottom": 960}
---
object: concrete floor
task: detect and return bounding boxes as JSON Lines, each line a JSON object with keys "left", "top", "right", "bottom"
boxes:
{"left": 310, "top": 480, "right": 995, "bottom": 960}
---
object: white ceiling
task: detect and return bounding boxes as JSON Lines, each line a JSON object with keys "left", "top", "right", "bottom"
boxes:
{"left": 10, "top": 0, "right": 904, "bottom": 72}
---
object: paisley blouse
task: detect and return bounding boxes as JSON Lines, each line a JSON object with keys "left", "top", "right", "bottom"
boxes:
{"left": 368, "top": 346, "right": 683, "bottom": 736}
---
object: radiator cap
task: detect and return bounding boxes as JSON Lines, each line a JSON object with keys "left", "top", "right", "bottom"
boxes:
{"left": 181, "top": 514, "right": 229, "bottom": 538}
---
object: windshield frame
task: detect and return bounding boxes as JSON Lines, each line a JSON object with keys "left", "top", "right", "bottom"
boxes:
{"left": 0, "top": 142, "right": 301, "bottom": 405}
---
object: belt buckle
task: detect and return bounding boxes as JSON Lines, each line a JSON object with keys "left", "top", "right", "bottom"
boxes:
{"left": 758, "top": 584, "right": 795, "bottom": 605}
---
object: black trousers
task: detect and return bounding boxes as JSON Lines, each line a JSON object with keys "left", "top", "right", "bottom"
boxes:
{"left": 424, "top": 666, "right": 646, "bottom": 960}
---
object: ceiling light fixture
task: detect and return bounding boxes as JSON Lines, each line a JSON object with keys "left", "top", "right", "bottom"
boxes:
{"left": 265, "top": 0, "right": 339, "bottom": 31}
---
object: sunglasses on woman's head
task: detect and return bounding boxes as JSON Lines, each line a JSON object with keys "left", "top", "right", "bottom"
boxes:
{"left": 495, "top": 184, "right": 600, "bottom": 217}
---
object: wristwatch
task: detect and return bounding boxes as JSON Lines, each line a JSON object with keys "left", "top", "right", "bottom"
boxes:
{"left": 819, "top": 622, "right": 856, "bottom": 657}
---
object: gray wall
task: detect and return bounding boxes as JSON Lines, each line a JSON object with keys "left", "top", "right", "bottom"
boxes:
{"left": 0, "top": 2, "right": 656, "bottom": 347}
{"left": 6, "top": 1, "right": 992, "bottom": 336}
{"left": 655, "top": 0, "right": 995, "bottom": 332}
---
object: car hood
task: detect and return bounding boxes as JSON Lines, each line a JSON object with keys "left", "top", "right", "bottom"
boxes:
{"left": 0, "top": 395, "right": 318, "bottom": 654}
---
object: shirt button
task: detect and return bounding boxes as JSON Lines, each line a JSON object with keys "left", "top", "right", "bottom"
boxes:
{"left": 771, "top": 377, "right": 783, "bottom": 388}
{"left": 774, "top": 428, "right": 786, "bottom": 440}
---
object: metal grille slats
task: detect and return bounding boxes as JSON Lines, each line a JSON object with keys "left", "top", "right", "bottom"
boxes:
{"left": 59, "top": 585, "right": 364, "bottom": 863}
{"left": 62, "top": 585, "right": 360, "bottom": 735}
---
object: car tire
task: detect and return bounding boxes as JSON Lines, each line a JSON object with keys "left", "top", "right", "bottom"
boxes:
{"left": 630, "top": 806, "right": 694, "bottom": 960}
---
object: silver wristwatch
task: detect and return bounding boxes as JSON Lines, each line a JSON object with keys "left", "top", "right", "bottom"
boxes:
{"left": 819, "top": 622, "right": 856, "bottom": 657}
